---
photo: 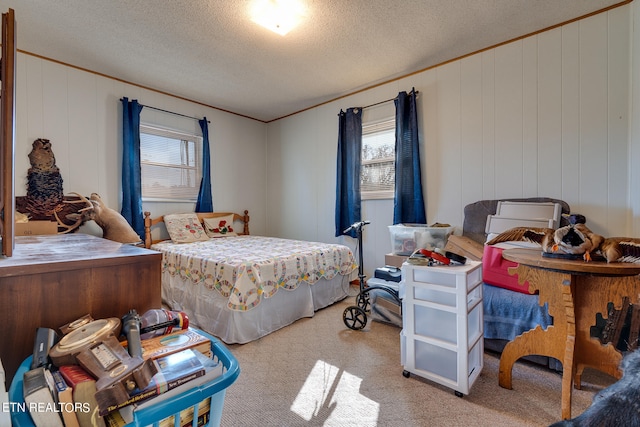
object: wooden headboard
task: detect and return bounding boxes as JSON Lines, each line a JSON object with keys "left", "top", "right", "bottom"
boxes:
{"left": 143, "top": 210, "right": 250, "bottom": 249}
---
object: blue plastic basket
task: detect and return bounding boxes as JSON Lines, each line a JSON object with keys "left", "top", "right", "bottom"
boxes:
{"left": 9, "top": 329, "right": 240, "bottom": 427}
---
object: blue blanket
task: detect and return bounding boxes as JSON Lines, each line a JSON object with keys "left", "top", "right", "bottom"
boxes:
{"left": 369, "top": 282, "right": 554, "bottom": 341}
{"left": 483, "top": 283, "right": 553, "bottom": 340}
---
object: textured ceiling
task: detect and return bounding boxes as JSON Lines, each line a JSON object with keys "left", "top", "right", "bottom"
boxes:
{"left": 0, "top": 0, "right": 626, "bottom": 122}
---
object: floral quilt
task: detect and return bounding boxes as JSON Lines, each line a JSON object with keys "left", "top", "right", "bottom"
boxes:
{"left": 152, "top": 235, "right": 357, "bottom": 311}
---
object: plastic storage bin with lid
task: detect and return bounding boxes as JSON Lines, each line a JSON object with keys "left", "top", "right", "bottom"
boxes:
{"left": 388, "top": 224, "right": 454, "bottom": 256}
{"left": 9, "top": 329, "right": 240, "bottom": 427}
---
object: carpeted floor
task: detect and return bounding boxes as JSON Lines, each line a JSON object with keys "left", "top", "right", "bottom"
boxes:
{"left": 220, "top": 297, "right": 614, "bottom": 427}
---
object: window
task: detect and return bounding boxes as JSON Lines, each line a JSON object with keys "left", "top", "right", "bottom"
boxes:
{"left": 140, "top": 124, "right": 202, "bottom": 201}
{"left": 361, "top": 118, "right": 395, "bottom": 199}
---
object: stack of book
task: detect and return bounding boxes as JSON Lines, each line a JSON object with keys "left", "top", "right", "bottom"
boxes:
{"left": 102, "top": 347, "right": 223, "bottom": 426}
{"left": 21, "top": 328, "right": 221, "bottom": 427}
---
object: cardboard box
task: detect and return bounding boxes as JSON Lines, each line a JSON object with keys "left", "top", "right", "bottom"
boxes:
{"left": 15, "top": 221, "right": 58, "bottom": 236}
{"left": 385, "top": 253, "right": 408, "bottom": 268}
{"left": 444, "top": 235, "right": 484, "bottom": 262}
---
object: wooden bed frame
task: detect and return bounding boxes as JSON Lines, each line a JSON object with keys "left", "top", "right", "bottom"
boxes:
{"left": 143, "top": 210, "right": 250, "bottom": 249}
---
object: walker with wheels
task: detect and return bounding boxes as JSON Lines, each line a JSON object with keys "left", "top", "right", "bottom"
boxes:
{"left": 342, "top": 220, "right": 402, "bottom": 330}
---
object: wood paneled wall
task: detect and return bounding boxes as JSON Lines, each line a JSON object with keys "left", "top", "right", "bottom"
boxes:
{"left": 266, "top": 4, "right": 637, "bottom": 277}
{"left": 12, "top": 53, "right": 268, "bottom": 236}
{"left": 7, "top": 4, "right": 636, "bottom": 280}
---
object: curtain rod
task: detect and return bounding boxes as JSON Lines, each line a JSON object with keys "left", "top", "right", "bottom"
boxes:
{"left": 361, "top": 90, "right": 420, "bottom": 111}
{"left": 142, "top": 104, "right": 210, "bottom": 123}
{"left": 121, "top": 98, "right": 210, "bottom": 123}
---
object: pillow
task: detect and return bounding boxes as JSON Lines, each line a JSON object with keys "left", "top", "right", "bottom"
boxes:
{"left": 203, "top": 215, "right": 238, "bottom": 238}
{"left": 164, "top": 213, "right": 210, "bottom": 243}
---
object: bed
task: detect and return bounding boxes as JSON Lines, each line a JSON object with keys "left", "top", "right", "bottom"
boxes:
{"left": 143, "top": 211, "right": 357, "bottom": 344}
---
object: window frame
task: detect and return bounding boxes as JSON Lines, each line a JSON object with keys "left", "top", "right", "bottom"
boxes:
{"left": 139, "top": 123, "right": 203, "bottom": 203}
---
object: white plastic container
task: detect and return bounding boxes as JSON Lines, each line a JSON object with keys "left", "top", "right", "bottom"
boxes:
{"left": 400, "top": 261, "right": 483, "bottom": 396}
{"left": 388, "top": 224, "right": 454, "bottom": 255}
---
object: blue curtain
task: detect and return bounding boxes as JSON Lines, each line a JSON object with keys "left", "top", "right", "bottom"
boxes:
{"left": 195, "top": 118, "right": 213, "bottom": 212}
{"left": 120, "top": 97, "right": 145, "bottom": 240}
{"left": 393, "top": 88, "right": 426, "bottom": 224}
{"left": 335, "top": 108, "right": 363, "bottom": 237}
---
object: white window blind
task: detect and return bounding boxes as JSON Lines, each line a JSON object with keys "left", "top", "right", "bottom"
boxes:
{"left": 140, "top": 124, "right": 202, "bottom": 201}
{"left": 361, "top": 118, "right": 395, "bottom": 199}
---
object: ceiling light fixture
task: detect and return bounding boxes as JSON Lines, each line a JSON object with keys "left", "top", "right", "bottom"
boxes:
{"left": 250, "top": 0, "right": 305, "bottom": 36}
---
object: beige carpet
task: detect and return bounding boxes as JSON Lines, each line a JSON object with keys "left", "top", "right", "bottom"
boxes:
{"left": 220, "top": 297, "right": 614, "bottom": 427}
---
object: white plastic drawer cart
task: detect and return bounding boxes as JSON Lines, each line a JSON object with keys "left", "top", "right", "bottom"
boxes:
{"left": 400, "top": 261, "right": 483, "bottom": 397}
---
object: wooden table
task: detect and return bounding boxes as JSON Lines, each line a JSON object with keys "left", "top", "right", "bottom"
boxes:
{"left": 0, "top": 233, "right": 162, "bottom": 385}
{"left": 498, "top": 248, "right": 640, "bottom": 420}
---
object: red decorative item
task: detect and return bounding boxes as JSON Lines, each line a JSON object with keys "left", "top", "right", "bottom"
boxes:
{"left": 214, "top": 219, "right": 233, "bottom": 235}
{"left": 419, "top": 248, "right": 451, "bottom": 265}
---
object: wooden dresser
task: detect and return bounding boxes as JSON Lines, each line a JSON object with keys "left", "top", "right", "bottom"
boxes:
{"left": 0, "top": 233, "right": 161, "bottom": 385}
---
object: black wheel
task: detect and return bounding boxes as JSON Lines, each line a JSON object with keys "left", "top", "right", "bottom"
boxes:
{"left": 343, "top": 305, "right": 367, "bottom": 330}
{"left": 455, "top": 391, "right": 463, "bottom": 398}
{"left": 356, "top": 293, "right": 370, "bottom": 312}
{"left": 402, "top": 370, "right": 410, "bottom": 378}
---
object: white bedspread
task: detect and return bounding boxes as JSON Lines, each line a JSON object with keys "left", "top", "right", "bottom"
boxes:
{"left": 151, "top": 235, "right": 357, "bottom": 311}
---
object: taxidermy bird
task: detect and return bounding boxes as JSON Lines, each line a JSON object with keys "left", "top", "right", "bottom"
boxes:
{"left": 598, "top": 237, "right": 640, "bottom": 263}
{"left": 486, "top": 226, "right": 556, "bottom": 251}
{"left": 486, "top": 217, "right": 604, "bottom": 261}
{"left": 24, "top": 138, "right": 65, "bottom": 216}
{"left": 553, "top": 214, "right": 604, "bottom": 261}
{"left": 552, "top": 222, "right": 604, "bottom": 261}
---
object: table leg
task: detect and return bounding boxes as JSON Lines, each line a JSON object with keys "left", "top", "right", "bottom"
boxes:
{"left": 498, "top": 265, "right": 576, "bottom": 420}
{"left": 573, "top": 274, "right": 639, "bottom": 388}
{"left": 499, "top": 324, "right": 567, "bottom": 388}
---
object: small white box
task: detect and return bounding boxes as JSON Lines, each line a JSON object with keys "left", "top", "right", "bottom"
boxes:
{"left": 388, "top": 224, "right": 454, "bottom": 255}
